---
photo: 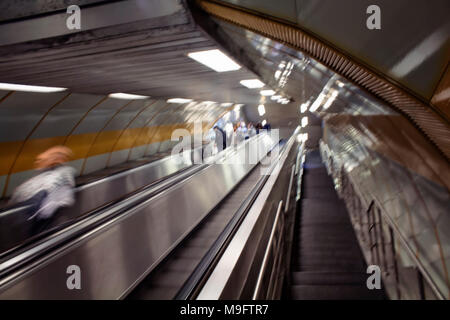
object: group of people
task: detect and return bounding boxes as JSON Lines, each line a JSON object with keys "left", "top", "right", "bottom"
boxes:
{"left": 212, "top": 121, "right": 271, "bottom": 152}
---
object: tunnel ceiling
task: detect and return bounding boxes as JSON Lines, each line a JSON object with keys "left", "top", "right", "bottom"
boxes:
{"left": 0, "top": 0, "right": 264, "bottom": 104}
{"left": 193, "top": 0, "right": 450, "bottom": 160}
{"left": 214, "top": 0, "right": 450, "bottom": 103}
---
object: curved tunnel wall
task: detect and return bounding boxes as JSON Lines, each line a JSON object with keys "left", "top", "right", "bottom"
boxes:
{"left": 0, "top": 89, "right": 230, "bottom": 197}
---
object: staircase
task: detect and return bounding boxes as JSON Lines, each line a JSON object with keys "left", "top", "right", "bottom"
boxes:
{"left": 289, "top": 150, "right": 384, "bottom": 300}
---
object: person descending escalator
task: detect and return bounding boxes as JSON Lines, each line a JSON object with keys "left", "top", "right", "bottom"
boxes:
{"left": 213, "top": 125, "right": 227, "bottom": 152}
{"left": 236, "top": 122, "right": 248, "bottom": 143}
{"left": 248, "top": 123, "right": 256, "bottom": 138}
{"left": 9, "top": 146, "right": 76, "bottom": 235}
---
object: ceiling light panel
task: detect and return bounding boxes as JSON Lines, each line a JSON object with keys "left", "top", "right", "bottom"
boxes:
{"left": 258, "top": 104, "right": 266, "bottom": 116}
{"left": 109, "top": 93, "right": 149, "bottom": 100}
{"left": 167, "top": 98, "right": 193, "bottom": 103}
{"left": 0, "top": 82, "right": 67, "bottom": 93}
{"left": 187, "top": 49, "right": 241, "bottom": 72}
{"left": 240, "top": 79, "right": 265, "bottom": 89}
{"left": 260, "top": 90, "right": 275, "bottom": 96}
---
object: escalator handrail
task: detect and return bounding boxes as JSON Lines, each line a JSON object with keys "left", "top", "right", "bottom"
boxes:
{"left": 174, "top": 137, "right": 293, "bottom": 300}
{"left": 0, "top": 134, "right": 269, "bottom": 280}
{"left": 0, "top": 164, "right": 208, "bottom": 279}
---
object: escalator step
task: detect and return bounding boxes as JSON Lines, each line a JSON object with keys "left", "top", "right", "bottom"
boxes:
{"left": 297, "top": 261, "right": 366, "bottom": 272}
{"left": 290, "top": 285, "right": 383, "bottom": 300}
{"left": 291, "top": 272, "right": 368, "bottom": 286}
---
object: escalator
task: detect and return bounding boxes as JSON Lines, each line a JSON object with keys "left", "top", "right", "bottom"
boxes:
{"left": 127, "top": 162, "right": 265, "bottom": 300}
{"left": 288, "top": 150, "right": 385, "bottom": 300}
{"left": 0, "top": 134, "right": 280, "bottom": 299}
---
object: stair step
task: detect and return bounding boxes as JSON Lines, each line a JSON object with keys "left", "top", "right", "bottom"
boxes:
{"left": 296, "top": 262, "right": 366, "bottom": 272}
{"left": 295, "top": 250, "right": 363, "bottom": 260}
{"left": 301, "top": 200, "right": 347, "bottom": 213}
{"left": 291, "top": 272, "right": 368, "bottom": 286}
{"left": 290, "top": 285, "right": 384, "bottom": 300}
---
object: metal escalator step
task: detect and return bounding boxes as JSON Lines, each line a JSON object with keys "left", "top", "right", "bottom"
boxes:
{"left": 296, "top": 249, "right": 364, "bottom": 260}
{"left": 303, "top": 189, "right": 339, "bottom": 199}
{"left": 291, "top": 272, "right": 368, "bottom": 286}
{"left": 298, "top": 226, "right": 355, "bottom": 235}
{"left": 300, "top": 234, "right": 358, "bottom": 243}
{"left": 290, "top": 285, "right": 383, "bottom": 300}
{"left": 295, "top": 257, "right": 364, "bottom": 270}
{"left": 300, "top": 200, "right": 347, "bottom": 214}
{"left": 298, "top": 261, "right": 366, "bottom": 272}
{"left": 296, "top": 245, "right": 362, "bottom": 255}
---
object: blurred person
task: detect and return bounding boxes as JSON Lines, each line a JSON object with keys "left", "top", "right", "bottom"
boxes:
{"left": 213, "top": 125, "right": 227, "bottom": 152}
{"left": 224, "top": 122, "right": 234, "bottom": 148}
{"left": 255, "top": 122, "right": 263, "bottom": 134}
{"left": 9, "top": 146, "right": 76, "bottom": 235}
{"left": 236, "top": 122, "right": 248, "bottom": 143}
{"left": 248, "top": 123, "right": 256, "bottom": 138}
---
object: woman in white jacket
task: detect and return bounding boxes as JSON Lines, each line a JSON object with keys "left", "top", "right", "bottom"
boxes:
{"left": 10, "top": 146, "right": 76, "bottom": 234}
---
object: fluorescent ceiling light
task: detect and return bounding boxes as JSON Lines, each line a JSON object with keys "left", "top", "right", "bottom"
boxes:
{"left": 323, "top": 90, "right": 339, "bottom": 110}
{"left": 310, "top": 93, "right": 326, "bottom": 112}
{"left": 240, "top": 79, "right": 265, "bottom": 89}
{"left": 262, "top": 120, "right": 267, "bottom": 127}
{"left": 234, "top": 104, "right": 244, "bottom": 111}
{"left": 258, "top": 104, "right": 266, "bottom": 116}
{"left": 187, "top": 49, "right": 241, "bottom": 72}
{"left": 221, "top": 103, "right": 234, "bottom": 107}
{"left": 274, "top": 70, "right": 282, "bottom": 80}
{"left": 271, "top": 95, "right": 282, "bottom": 101}
{"left": 301, "top": 116, "right": 309, "bottom": 128}
{"left": 300, "top": 102, "right": 310, "bottom": 113}
{"left": 297, "top": 133, "right": 309, "bottom": 143}
{"left": 260, "top": 90, "right": 275, "bottom": 96}
{"left": 109, "top": 93, "right": 149, "bottom": 100}
{"left": 0, "top": 82, "right": 67, "bottom": 93}
{"left": 167, "top": 98, "right": 193, "bottom": 103}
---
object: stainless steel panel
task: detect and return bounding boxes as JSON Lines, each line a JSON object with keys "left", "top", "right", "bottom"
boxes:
{"left": 0, "top": 134, "right": 277, "bottom": 299}
{"left": 198, "top": 132, "right": 300, "bottom": 299}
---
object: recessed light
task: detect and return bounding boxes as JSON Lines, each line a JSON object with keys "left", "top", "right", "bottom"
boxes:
{"left": 258, "top": 104, "right": 266, "bottom": 116}
{"left": 187, "top": 49, "right": 241, "bottom": 72}
{"left": 167, "top": 98, "right": 193, "bottom": 103}
{"left": 310, "top": 93, "right": 326, "bottom": 112}
{"left": 271, "top": 95, "right": 282, "bottom": 101}
{"left": 300, "top": 102, "right": 310, "bottom": 113}
{"left": 109, "top": 93, "right": 149, "bottom": 100}
{"left": 240, "top": 79, "right": 265, "bottom": 89}
{"left": 0, "top": 82, "right": 67, "bottom": 93}
{"left": 302, "top": 116, "right": 308, "bottom": 127}
{"left": 260, "top": 90, "right": 275, "bottom": 96}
